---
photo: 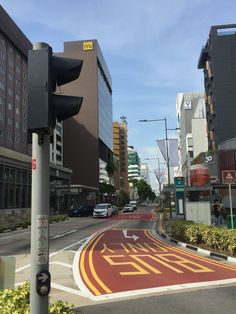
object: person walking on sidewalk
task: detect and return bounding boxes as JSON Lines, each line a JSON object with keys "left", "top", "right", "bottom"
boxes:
{"left": 213, "top": 199, "right": 225, "bottom": 226}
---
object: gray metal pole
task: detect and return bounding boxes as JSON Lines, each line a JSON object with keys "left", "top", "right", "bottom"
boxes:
{"left": 164, "top": 118, "right": 170, "bottom": 186}
{"left": 158, "top": 158, "right": 161, "bottom": 193}
{"left": 30, "top": 132, "right": 50, "bottom": 314}
{"left": 229, "top": 184, "right": 234, "bottom": 229}
{"left": 164, "top": 118, "right": 172, "bottom": 218}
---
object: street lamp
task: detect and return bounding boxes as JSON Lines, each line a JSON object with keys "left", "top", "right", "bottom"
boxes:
{"left": 139, "top": 118, "right": 170, "bottom": 186}
{"left": 144, "top": 157, "right": 166, "bottom": 192}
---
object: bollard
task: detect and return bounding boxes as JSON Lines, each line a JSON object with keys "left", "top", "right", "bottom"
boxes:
{"left": 0, "top": 256, "right": 16, "bottom": 290}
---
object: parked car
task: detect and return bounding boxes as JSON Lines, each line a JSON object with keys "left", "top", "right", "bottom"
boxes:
{"left": 68, "top": 206, "right": 86, "bottom": 217}
{"left": 68, "top": 205, "right": 94, "bottom": 217}
{"left": 84, "top": 205, "right": 95, "bottom": 216}
{"left": 112, "top": 205, "right": 119, "bottom": 215}
{"left": 123, "top": 204, "right": 135, "bottom": 212}
{"left": 93, "top": 203, "right": 112, "bottom": 218}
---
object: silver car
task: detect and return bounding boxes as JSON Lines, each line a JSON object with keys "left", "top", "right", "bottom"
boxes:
{"left": 93, "top": 203, "right": 112, "bottom": 218}
{"left": 123, "top": 204, "right": 134, "bottom": 212}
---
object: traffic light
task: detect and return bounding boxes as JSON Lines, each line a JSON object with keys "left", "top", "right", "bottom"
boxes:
{"left": 28, "top": 43, "right": 83, "bottom": 133}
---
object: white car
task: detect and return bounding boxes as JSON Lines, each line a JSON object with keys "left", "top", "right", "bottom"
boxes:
{"left": 93, "top": 203, "right": 112, "bottom": 218}
{"left": 123, "top": 204, "right": 135, "bottom": 212}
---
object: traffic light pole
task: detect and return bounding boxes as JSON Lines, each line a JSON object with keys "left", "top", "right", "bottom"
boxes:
{"left": 30, "top": 132, "right": 50, "bottom": 314}
{"left": 28, "top": 41, "right": 83, "bottom": 313}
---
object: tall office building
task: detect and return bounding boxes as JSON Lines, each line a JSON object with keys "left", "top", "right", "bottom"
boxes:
{"left": 140, "top": 163, "right": 150, "bottom": 185}
{"left": 176, "top": 92, "right": 208, "bottom": 184}
{"left": 56, "top": 40, "right": 113, "bottom": 205}
{"left": 128, "top": 146, "right": 141, "bottom": 182}
{"left": 198, "top": 24, "right": 236, "bottom": 150}
{"left": 113, "top": 121, "right": 129, "bottom": 194}
{"left": 0, "top": 6, "right": 73, "bottom": 217}
{"left": 0, "top": 6, "right": 32, "bottom": 213}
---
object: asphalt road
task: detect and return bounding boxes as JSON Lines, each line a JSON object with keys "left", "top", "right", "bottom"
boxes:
{"left": 0, "top": 215, "right": 121, "bottom": 255}
{"left": 79, "top": 285, "right": 236, "bottom": 314}
{"left": 1, "top": 205, "right": 236, "bottom": 314}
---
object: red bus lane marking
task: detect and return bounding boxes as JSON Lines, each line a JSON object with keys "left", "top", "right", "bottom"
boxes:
{"left": 78, "top": 229, "right": 236, "bottom": 296}
{"left": 111, "top": 212, "right": 156, "bottom": 221}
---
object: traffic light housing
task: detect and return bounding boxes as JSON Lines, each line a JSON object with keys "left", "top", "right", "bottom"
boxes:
{"left": 28, "top": 43, "right": 83, "bottom": 133}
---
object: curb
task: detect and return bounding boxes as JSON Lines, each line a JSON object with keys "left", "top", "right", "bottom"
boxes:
{"left": 152, "top": 222, "right": 236, "bottom": 265}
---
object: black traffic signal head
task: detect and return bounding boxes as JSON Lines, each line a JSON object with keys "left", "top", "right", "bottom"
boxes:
{"left": 28, "top": 42, "right": 83, "bottom": 133}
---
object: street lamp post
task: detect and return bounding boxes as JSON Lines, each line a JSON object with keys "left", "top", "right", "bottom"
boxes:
{"left": 139, "top": 118, "right": 170, "bottom": 186}
{"left": 139, "top": 119, "right": 179, "bottom": 219}
{"left": 144, "top": 157, "right": 166, "bottom": 193}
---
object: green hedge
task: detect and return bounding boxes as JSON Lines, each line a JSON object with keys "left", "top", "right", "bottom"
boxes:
{"left": 171, "top": 220, "right": 236, "bottom": 256}
{"left": 0, "top": 282, "right": 75, "bottom": 314}
{"left": 0, "top": 215, "right": 68, "bottom": 233}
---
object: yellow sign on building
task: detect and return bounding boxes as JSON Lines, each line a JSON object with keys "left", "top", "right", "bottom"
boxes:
{"left": 83, "top": 41, "right": 94, "bottom": 51}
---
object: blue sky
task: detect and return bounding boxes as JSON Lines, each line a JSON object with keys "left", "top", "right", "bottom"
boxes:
{"left": 1, "top": 0, "right": 236, "bottom": 191}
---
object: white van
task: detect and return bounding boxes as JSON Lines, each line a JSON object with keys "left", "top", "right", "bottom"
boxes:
{"left": 93, "top": 203, "right": 112, "bottom": 218}
{"left": 129, "top": 200, "right": 137, "bottom": 210}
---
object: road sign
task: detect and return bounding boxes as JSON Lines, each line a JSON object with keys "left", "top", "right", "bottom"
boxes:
{"left": 222, "top": 170, "right": 236, "bottom": 184}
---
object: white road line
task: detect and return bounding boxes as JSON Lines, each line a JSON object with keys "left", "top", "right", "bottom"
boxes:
{"left": 15, "top": 238, "right": 88, "bottom": 273}
{"left": 50, "top": 261, "right": 73, "bottom": 268}
{"left": 15, "top": 281, "right": 86, "bottom": 297}
{"left": 50, "top": 229, "right": 78, "bottom": 239}
{"left": 72, "top": 219, "right": 127, "bottom": 298}
{"left": 51, "top": 282, "right": 85, "bottom": 296}
{"left": 84, "top": 278, "right": 236, "bottom": 301}
{"left": 0, "top": 231, "right": 30, "bottom": 240}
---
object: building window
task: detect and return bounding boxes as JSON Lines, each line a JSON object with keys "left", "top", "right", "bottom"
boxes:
{"left": 8, "top": 102, "right": 12, "bottom": 110}
{"left": 187, "top": 137, "right": 193, "bottom": 148}
{"left": 0, "top": 112, "right": 3, "bottom": 121}
{"left": 15, "top": 121, "right": 19, "bottom": 129}
{"left": 0, "top": 130, "right": 4, "bottom": 137}
{"left": 0, "top": 81, "right": 4, "bottom": 90}
{"left": 16, "top": 107, "right": 20, "bottom": 115}
{"left": 7, "top": 132, "right": 11, "bottom": 140}
{"left": 0, "top": 50, "right": 5, "bottom": 59}
{"left": 8, "top": 88, "right": 13, "bottom": 96}
{"left": 0, "top": 64, "right": 4, "bottom": 74}
{"left": 0, "top": 96, "right": 3, "bottom": 105}
{"left": 15, "top": 94, "right": 20, "bottom": 102}
{"left": 8, "top": 58, "right": 13, "bottom": 67}
{"left": 189, "top": 151, "right": 194, "bottom": 158}
{"left": 1, "top": 35, "right": 6, "bottom": 45}
{"left": 8, "top": 118, "right": 12, "bottom": 126}
{"left": 8, "top": 73, "right": 13, "bottom": 81}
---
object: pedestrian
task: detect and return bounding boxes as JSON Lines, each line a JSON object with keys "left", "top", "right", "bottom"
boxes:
{"left": 213, "top": 199, "right": 225, "bottom": 226}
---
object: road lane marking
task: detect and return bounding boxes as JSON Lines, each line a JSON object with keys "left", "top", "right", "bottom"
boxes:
{"left": 122, "top": 230, "right": 139, "bottom": 241}
{"left": 50, "top": 229, "right": 78, "bottom": 239}
{"left": 50, "top": 261, "right": 73, "bottom": 268}
{"left": 147, "top": 230, "right": 236, "bottom": 272}
{"left": 130, "top": 255, "right": 162, "bottom": 274}
{"left": 79, "top": 277, "right": 236, "bottom": 301}
{"left": 103, "top": 255, "right": 149, "bottom": 275}
{"left": 79, "top": 235, "right": 101, "bottom": 296}
{"left": 0, "top": 231, "right": 30, "bottom": 240}
{"left": 88, "top": 233, "right": 112, "bottom": 294}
